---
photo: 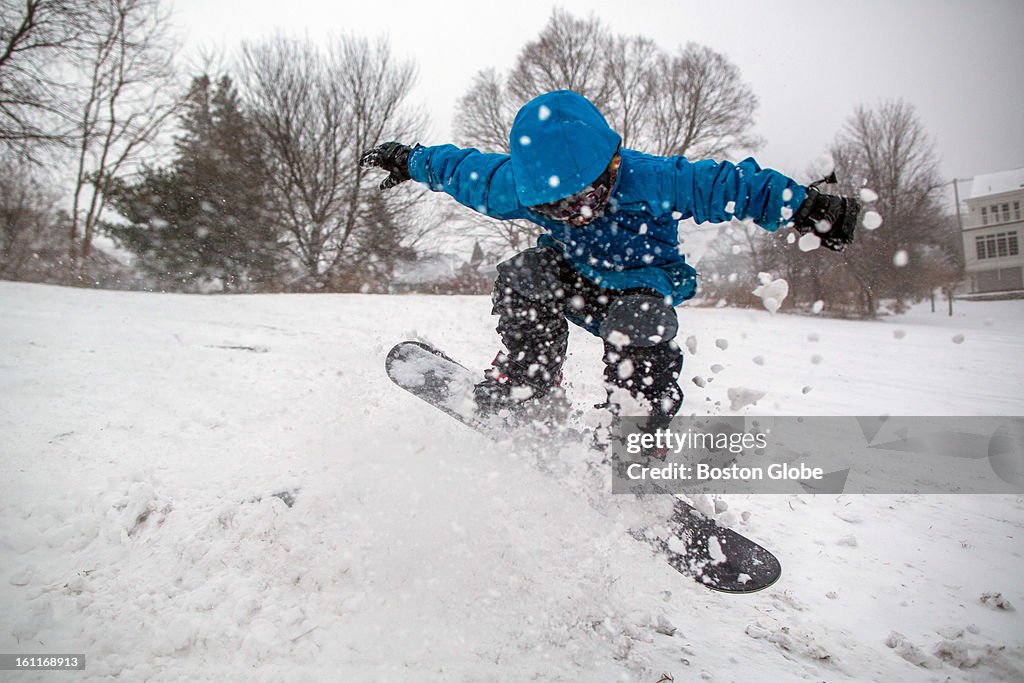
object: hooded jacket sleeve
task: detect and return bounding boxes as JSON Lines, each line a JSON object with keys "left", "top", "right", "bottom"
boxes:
{"left": 674, "top": 156, "right": 807, "bottom": 231}
{"left": 407, "top": 144, "right": 529, "bottom": 221}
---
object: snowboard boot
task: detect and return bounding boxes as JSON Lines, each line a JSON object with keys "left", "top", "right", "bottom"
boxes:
{"left": 600, "top": 299, "right": 684, "bottom": 434}
{"left": 472, "top": 352, "right": 564, "bottom": 423}
{"left": 479, "top": 248, "right": 572, "bottom": 424}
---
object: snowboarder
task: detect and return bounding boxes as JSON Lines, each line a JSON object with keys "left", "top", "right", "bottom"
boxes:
{"left": 361, "top": 90, "right": 859, "bottom": 427}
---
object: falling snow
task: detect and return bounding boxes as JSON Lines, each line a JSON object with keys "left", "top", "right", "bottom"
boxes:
{"left": 862, "top": 211, "right": 884, "bottom": 230}
{"left": 859, "top": 188, "right": 879, "bottom": 203}
{"left": 798, "top": 233, "right": 822, "bottom": 252}
{"left": 751, "top": 277, "right": 789, "bottom": 314}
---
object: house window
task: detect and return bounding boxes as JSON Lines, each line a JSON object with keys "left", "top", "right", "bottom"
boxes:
{"left": 977, "top": 235, "right": 993, "bottom": 259}
{"left": 977, "top": 231, "right": 1021, "bottom": 259}
{"left": 992, "top": 205, "right": 1001, "bottom": 224}
{"left": 1015, "top": 201, "right": 1021, "bottom": 221}
{"left": 1002, "top": 204, "right": 1011, "bottom": 222}
{"left": 982, "top": 207, "right": 988, "bottom": 225}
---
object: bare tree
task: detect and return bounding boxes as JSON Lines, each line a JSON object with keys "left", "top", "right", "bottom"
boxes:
{"left": 697, "top": 218, "right": 789, "bottom": 307}
{"left": 828, "top": 99, "right": 952, "bottom": 316}
{"left": 453, "top": 68, "right": 515, "bottom": 153}
{"left": 453, "top": 68, "right": 547, "bottom": 255}
{"left": 67, "top": 0, "right": 179, "bottom": 282}
{"left": 601, "top": 34, "right": 658, "bottom": 149}
{"left": 240, "top": 34, "right": 423, "bottom": 289}
{"left": 330, "top": 36, "right": 426, "bottom": 271}
{"left": 506, "top": 9, "right": 612, "bottom": 108}
{"left": 0, "top": 0, "right": 90, "bottom": 154}
{"left": 0, "top": 152, "right": 63, "bottom": 279}
{"left": 646, "top": 43, "right": 762, "bottom": 158}
{"left": 698, "top": 100, "right": 958, "bottom": 317}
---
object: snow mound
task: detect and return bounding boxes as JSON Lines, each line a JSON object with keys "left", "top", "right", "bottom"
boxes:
{"left": 3, "top": 283, "right": 1024, "bottom": 681}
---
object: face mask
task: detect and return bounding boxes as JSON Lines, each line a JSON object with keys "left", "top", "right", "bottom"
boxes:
{"left": 532, "top": 155, "right": 620, "bottom": 227}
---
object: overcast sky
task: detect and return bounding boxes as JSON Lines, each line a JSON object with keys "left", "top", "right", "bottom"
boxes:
{"left": 174, "top": 0, "right": 1024, "bottom": 189}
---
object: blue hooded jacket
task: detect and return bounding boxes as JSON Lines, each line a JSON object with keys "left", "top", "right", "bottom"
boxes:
{"left": 408, "top": 90, "right": 806, "bottom": 307}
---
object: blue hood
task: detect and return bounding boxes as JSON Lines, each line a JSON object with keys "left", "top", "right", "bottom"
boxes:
{"left": 509, "top": 91, "right": 621, "bottom": 207}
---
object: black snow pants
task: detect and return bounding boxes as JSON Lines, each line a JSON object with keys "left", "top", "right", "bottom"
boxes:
{"left": 490, "top": 246, "right": 683, "bottom": 421}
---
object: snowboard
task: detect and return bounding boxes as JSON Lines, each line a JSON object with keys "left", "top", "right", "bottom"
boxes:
{"left": 385, "top": 340, "right": 782, "bottom": 594}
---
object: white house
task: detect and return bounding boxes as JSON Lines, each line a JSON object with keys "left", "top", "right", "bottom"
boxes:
{"left": 961, "top": 168, "right": 1024, "bottom": 294}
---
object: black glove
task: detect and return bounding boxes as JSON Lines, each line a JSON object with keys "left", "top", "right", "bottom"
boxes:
{"left": 793, "top": 187, "right": 860, "bottom": 252}
{"left": 359, "top": 142, "right": 412, "bottom": 190}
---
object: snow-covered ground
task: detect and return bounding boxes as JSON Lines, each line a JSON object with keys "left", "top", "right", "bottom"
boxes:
{"left": 1, "top": 281, "right": 1022, "bottom": 681}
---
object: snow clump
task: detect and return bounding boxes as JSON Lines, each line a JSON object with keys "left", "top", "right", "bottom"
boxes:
{"left": 980, "top": 592, "right": 1014, "bottom": 610}
{"left": 752, "top": 275, "right": 789, "bottom": 314}
{"left": 859, "top": 187, "right": 879, "bottom": 203}
{"left": 617, "top": 359, "right": 635, "bottom": 380}
{"left": 605, "top": 330, "right": 631, "bottom": 348}
{"left": 813, "top": 154, "right": 836, "bottom": 175}
{"left": 798, "top": 233, "right": 822, "bottom": 252}
{"left": 862, "top": 211, "right": 883, "bottom": 230}
{"left": 727, "top": 387, "right": 765, "bottom": 411}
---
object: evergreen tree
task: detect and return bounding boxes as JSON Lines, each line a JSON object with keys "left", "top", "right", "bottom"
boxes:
{"left": 334, "top": 189, "right": 415, "bottom": 292}
{"left": 104, "top": 75, "right": 280, "bottom": 291}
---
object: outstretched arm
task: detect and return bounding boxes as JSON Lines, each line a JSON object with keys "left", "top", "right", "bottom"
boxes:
{"left": 407, "top": 144, "right": 527, "bottom": 221}
{"left": 360, "top": 141, "right": 528, "bottom": 221}
{"left": 673, "top": 156, "right": 806, "bottom": 231}
{"left": 668, "top": 156, "right": 858, "bottom": 252}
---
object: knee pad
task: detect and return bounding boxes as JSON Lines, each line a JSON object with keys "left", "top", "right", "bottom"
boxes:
{"left": 493, "top": 247, "right": 567, "bottom": 306}
{"left": 599, "top": 294, "right": 678, "bottom": 347}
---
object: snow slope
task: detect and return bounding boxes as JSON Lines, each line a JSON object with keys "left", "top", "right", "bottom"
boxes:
{"left": 1, "top": 281, "right": 1022, "bottom": 681}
